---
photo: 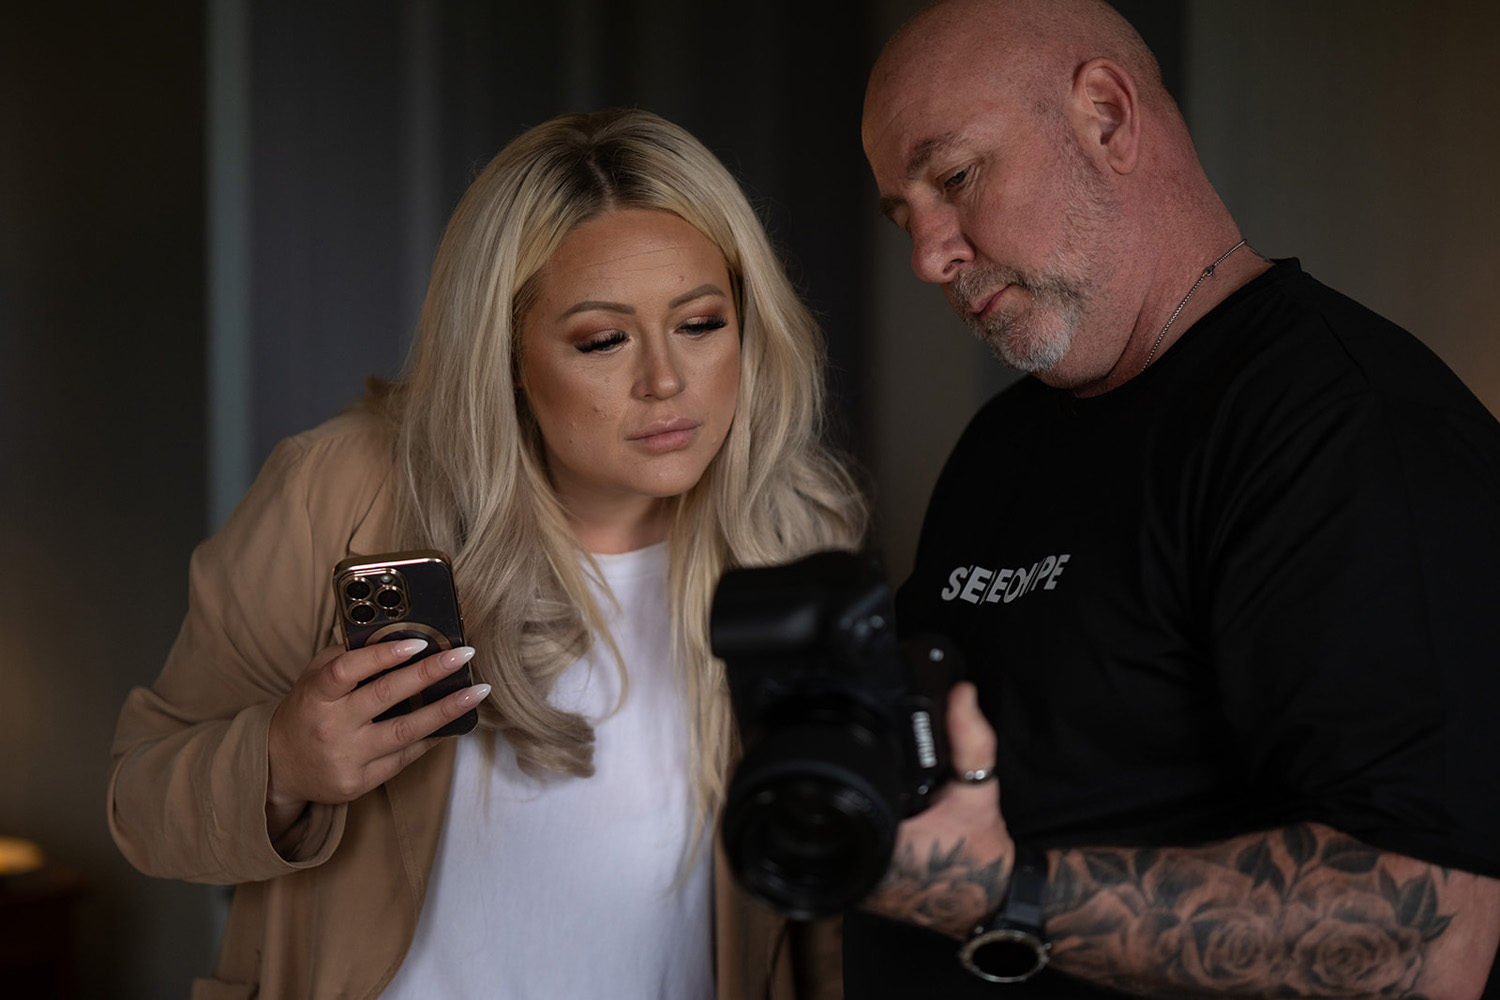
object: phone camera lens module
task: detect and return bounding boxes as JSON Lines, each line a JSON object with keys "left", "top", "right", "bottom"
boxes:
{"left": 345, "top": 579, "right": 371, "bottom": 600}
{"left": 376, "top": 588, "right": 403, "bottom": 610}
{"left": 349, "top": 603, "right": 377, "bottom": 624}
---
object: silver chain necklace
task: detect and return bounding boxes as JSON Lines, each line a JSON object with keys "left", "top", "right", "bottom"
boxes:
{"left": 1139, "top": 238, "right": 1248, "bottom": 373}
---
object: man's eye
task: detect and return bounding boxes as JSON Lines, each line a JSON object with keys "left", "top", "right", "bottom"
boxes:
{"left": 577, "top": 330, "right": 628, "bottom": 353}
{"left": 943, "top": 168, "right": 969, "bottom": 190}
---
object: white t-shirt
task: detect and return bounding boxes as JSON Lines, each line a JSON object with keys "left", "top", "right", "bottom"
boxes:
{"left": 382, "top": 544, "right": 714, "bottom": 998}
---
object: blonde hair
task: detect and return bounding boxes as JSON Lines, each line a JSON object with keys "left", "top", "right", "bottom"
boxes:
{"left": 375, "top": 108, "right": 867, "bottom": 828}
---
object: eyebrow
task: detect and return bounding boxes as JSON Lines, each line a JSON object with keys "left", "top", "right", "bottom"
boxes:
{"left": 877, "top": 131, "right": 961, "bottom": 221}
{"left": 556, "top": 282, "right": 727, "bottom": 321}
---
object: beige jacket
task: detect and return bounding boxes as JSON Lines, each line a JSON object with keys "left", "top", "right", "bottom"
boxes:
{"left": 107, "top": 410, "right": 839, "bottom": 1000}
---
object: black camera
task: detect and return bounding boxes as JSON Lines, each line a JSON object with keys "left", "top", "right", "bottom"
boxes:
{"left": 710, "top": 550, "right": 960, "bottom": 919}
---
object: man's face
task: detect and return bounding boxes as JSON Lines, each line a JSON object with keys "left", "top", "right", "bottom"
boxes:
{"left": 862, "top": 49, "right": 1120, "bottom": 378}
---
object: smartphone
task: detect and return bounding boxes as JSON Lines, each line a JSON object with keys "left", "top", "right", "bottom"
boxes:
{"left": 332, "top": 549, "right": 478, "bottom": 737}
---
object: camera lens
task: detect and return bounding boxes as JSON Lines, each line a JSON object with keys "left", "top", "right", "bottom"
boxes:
{"left": 721, "top": 720, "right": 903, "bottom": 919}
{"left": 349, "top": 603, "right": 376, "bottom": 624}
{"left": 376, "top": 587, "right": 403, "bottom": 609}
{"left": 344, "top": 579, "right": 371, "bottom": 600}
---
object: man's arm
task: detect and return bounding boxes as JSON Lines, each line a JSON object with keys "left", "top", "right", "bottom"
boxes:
{"left": 863, "top": 685, "right": 1500, "bottom": 999}
{"left": 1044, "top": 823, "right": 1497, "bottom": 998}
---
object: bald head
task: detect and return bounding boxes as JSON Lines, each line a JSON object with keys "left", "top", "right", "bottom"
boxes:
{"left": 862, "top": 0, "right": 1246, "bottom": 395}
{"left": 867, "top": 0, "right": 1169, "bottom": 139}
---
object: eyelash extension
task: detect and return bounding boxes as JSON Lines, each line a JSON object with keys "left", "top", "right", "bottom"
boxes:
{"left": 576, "top": 330, "right": 628, "bottom": 353}
{"left": 575, "top": 316, "right": 726, "bottom": 354}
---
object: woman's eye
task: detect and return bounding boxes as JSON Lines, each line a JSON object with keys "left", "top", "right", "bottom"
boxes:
{"left": 681, "top": 317, "right": 728, "bottom": 337}
{"left": 576, "top": 330, "right": 628, "bottom": 353}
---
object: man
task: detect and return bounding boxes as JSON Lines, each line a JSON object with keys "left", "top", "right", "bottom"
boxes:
{"left": 849, "top": 0, "right": 1500, "bottom": 996}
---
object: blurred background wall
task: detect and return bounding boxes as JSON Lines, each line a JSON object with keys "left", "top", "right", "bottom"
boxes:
{"left": 2, "top": 1, "right": 1495, "bottom": 995}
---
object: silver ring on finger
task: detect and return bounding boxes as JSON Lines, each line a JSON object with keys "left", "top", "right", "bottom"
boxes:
{"left": 956, "top": 767, "right": 997, "bottom": 785}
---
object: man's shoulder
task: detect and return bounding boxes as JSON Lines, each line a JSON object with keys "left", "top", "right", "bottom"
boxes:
{"left": 1194, "top": 260, "right": 1493, "bottom": 424}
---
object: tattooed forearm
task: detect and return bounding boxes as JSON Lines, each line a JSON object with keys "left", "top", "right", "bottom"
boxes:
{"left": 863, "top": 837, "right": 1008, "bottom": 938}
{"left": 1045, "top": 822, "right": 1456, "bottom": 998}
{"left": 858, "top": 821, "right": 1487, "bottom": 997}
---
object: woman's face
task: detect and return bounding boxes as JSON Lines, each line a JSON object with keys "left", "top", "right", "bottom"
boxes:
{"left": 519, "top": 208, "right": 741, "bottom": 549}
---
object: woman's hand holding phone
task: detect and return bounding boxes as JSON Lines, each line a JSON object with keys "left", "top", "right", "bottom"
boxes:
{"left": 264, "top": 639, "right": 489, "bottom": 840}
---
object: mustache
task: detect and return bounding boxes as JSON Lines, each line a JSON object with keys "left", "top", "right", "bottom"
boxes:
{"left": 951, "top": 264, "right": 1086, "bottom": 319}
{"left": 951, "top": 265, "right": 1028, "bottom": 315}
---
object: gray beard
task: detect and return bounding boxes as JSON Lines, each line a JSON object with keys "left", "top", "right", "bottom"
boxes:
{"left": 952, "top": 265, "right": 1086, "bottom": 372}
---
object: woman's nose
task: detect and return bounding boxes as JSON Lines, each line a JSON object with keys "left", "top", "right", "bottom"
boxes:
{"left": 636, "top": 339, "right": 684, "bottom": 399}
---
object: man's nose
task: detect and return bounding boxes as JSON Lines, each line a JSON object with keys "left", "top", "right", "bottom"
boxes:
{"left": 909, "top": 205, "right": 972, "bottom": 285}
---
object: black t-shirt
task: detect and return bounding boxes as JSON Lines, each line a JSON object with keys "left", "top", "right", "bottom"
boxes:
{"left": 844, "top": 261, "right": 1500, "bottom": 997}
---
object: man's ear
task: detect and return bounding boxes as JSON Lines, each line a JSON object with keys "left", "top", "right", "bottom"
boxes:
{"left": 1067, "top": 58, "right": 1140, "bottom": 175}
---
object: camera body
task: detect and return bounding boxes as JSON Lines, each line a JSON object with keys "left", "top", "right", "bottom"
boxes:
{"left": 711, "top": 549, "right": 959, "bottom": 919}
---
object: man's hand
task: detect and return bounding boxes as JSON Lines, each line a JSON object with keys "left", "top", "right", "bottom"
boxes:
{"left": 857, "top": 684, "right": 1500, "bottom": 999}
{"left": 860, "top": 681, "right": 1015, "bottom": 939}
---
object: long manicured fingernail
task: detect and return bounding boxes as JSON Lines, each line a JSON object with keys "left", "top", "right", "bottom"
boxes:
{"left": 457, "top": 683, "right": 491, "bottom": 707}
{"left": 440, "top": 646, "right": 476, "bottom": 671}
{"left": 392, "top": 638, "right": 429, "bottom": 657}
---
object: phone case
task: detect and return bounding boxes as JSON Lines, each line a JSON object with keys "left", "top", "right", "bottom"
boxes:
{"left": 332, "top": 549, "right": 478, "bottom": 737}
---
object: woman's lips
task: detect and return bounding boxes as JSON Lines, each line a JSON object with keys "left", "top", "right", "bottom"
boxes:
{"left": 629, "top": 417, "right": 701, "bottom": 453}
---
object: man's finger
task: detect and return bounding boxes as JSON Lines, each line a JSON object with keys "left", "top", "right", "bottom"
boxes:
{"left": 947, "top": 681, "right": 999, "bottom": 783}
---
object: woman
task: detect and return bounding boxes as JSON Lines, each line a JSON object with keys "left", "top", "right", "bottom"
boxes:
{"left": 108, "top": 109, "right": 865, "bottom": 999}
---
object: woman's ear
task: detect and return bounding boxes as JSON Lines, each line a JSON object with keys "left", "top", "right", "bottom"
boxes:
{"left": 1067, "top": 57, "right": 1140, "bottom": 175}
